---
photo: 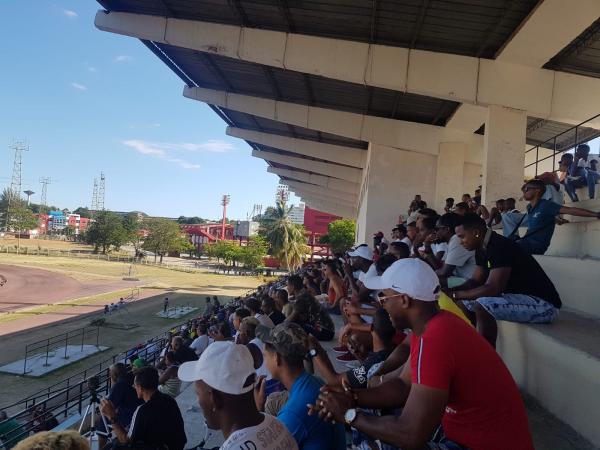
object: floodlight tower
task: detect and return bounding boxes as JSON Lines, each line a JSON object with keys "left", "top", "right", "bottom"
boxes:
{"left": 98, "top": 172, "right": 106, "bottom": 211}
{"left": 91, "top": 178, "right": 99, "bottom": 213}
{"left": 220, "top": 195, "right": 230, "bottom": 240}
{"left": 23, "top": 190, "right": 35, "bottom": 206}
{"left": 4, "top": 140, "right": 29, "bottom": 230}
{"left": 39, "top": 177, "right": 51, "bottom": 214}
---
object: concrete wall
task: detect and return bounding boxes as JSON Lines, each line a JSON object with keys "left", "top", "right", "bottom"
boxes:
{"left": 356, "top": 144, "right": 437, "bottom": 243}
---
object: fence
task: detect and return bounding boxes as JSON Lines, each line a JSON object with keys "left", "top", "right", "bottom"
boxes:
{"left": 524, "top": 113, "right": 600, "bottom": 177}
{"left": 22, "top": 326, "right": 100, "bottom": 375}
{"left": 0, "top": 333, "right": 173, "bottom": 449}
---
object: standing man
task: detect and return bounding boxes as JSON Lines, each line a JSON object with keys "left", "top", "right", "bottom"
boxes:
{"left": 163, "top": 297, "right": 169, "bottom": 314}
{"left": 178, "top": 342, "right": 297, "bottom": 450}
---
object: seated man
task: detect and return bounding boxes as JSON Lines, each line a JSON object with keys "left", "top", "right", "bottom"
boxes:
{"left": 254, "top": 323, "right": 346, "bottom": 450}
{"left": 245, "top": 297, "right": 275, "bottom": 328}
{"left": 171, "top": 335, "right": 198, "bottom": 364}
{"left": 451, "top": 213, "right": 562, "bottom": 347}
{"left": 261, "top": 296, "right": 286, "bottom": 326}
{"left": 428, "top": 213, "right": 478, "bottom": 287}
{"left": 189, "top": 323, "right": 210, "bottom": 356}
{"left": 517, "top": 179, "right": 600, "bottom": 255}
{"left": 310, "top": 258, "right": 534, "bottom": 450}
{"left": 286, "top": 291, "right": 335, "bottom": 342}
{"left": 309, "top": 308, "right": 396, "bottom": 389}
{"left": 178, "top": 341, "right": 298, "bottom": 450}
{"left": 565, "top": 144, "right": 599, "bottom": 201}
{"left": 97, "top": 363, "right": 141, "bottom": 439}
{"left": 100, "top": 366, "right": 186, "bottom": 450}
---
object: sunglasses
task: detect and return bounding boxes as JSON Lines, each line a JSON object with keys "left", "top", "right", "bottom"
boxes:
{"left": 376, "top": 291, "right": 403, "bottom": 305}
{"left": 521, "top": 186, "right": 539, "bottom": 193}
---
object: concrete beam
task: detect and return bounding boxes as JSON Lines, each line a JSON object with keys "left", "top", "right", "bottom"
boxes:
{"left": 447, "top": 0, "right": 600, "bottom": 133}
{"left": 185, "top": 87, "right": 483, "bottom": 162}
{"left": 287, "top": 184, "right": 357, "bottom": 206}
{"left": 497, "top": 0, "right": 600, "bottom": 67}
{"left": 283, "top": 180, "right": 357, "bottom": 203}
{"left": 226, "top": 127, "right": 366, "bottom": 168}
{"left": 266, "top": 167, "right": 359, "bottom": 194}
{"left": 253, "top": 150, "right": 362, "bottom": 183}
{"left": 97, "top": 10, "right": 600, "bottom": 126}
{"left": 293, "top": 189, "right": 356, "bottom": 209}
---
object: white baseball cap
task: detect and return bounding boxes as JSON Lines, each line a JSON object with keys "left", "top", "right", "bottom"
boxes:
{"left": 363, "top": 259, "right": 440, "bottom": 302}
{"left": 178, "top": 341, "right": 255, "bottom": 394}
{"left": 348, "top": 245, "right": 373, "bottom": 261}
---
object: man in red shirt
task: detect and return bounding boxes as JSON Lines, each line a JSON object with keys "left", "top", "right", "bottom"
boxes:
{"left": 309, "top": 259, "right": 533, "bottom": 450}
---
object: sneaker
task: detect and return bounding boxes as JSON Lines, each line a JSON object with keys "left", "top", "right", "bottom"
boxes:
{"left": 332, "top": 345, "right": 348, "bottom": 353}
{"left": 336, "top": 352, "right": 357, "bottom": 362}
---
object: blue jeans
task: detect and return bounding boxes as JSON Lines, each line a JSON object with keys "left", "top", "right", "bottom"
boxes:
{"left": 588, "top": 170, "right": 600, "bottom": 199}
{"left": 465, "top": 294, "right": 558, "bottom": 323}
{"left": 564, "top": 176, "right": 587, "bottom": 202}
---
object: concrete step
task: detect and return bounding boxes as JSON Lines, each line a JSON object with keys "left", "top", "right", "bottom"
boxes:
{"left": 497, "top": 310, "right": 600, "bottom": 445}
{"left": 534, "top": 255, "right": 600, "bottom": 318}
{"left": 544, "top": 218, "right": 600, "bottom": 259}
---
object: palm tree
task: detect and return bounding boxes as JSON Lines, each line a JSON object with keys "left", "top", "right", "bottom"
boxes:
{"left": 263, "top": 200, "right": 309, "bottom": 271}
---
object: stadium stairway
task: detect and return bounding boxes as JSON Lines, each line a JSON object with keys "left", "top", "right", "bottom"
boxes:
{"left": 497, "top": 197, "right": 600, "bottom": 447}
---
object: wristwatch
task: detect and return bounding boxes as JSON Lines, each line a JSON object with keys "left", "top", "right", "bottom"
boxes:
{"left": 308, "top": 348, "right": 318, "bottom": 358}
{"left": 344, "top": 408, "right": 358, "bottom": 425}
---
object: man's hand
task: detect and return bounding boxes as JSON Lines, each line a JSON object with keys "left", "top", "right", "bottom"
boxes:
{"left": 344, "top": 304, "right": 360, "bottom": 316}
{"left": 253, "top": 375, "right": 267, "bottom": 412}
{"left": 338, "top": 324, "right": 351, "bottom": 346}
{"left": 310, "top": 385, "right": 355, "bottom": 423}
{"left": 99, "top": 398, "right": 116, "bottom": 421}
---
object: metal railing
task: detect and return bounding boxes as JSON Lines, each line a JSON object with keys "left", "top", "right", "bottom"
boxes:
{"left": 22, "top": 326, "right": 101, "bottom": 375}
{"left": 525, "top": 113, "right": 600, "bottom": 177}
{"left": 0, "top": 334, "right": 172, "bottom": 449}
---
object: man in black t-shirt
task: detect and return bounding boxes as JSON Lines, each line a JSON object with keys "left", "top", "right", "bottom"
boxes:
{"left": 101, "top": 366, "right": 186, "bottom": 450}
{"left": 450, "top": 214, "right": 561, "bottom": 347}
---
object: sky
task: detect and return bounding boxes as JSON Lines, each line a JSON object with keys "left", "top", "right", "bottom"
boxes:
{"left": 0, "top": 1, "right": 300, "bottom": 220}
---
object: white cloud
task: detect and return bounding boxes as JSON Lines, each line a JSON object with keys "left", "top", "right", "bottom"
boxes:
{"left": 64, "top": 9, "right": 78, "bottom": 18}
{"left": 88, "top": 66, "right": 97, "bottom": 73}
{"left": 115, "top": 55, "right": 133, "bottom": 63}
{"left": 71, "top": 82, "right": 87, "bottom": 91}
{"left": 121, "top": 139, "right": 230, "bottom": 170}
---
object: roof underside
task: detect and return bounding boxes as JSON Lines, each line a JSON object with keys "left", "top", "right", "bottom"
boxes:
{"left": 98, "top": 0, "right": 539, "bottom": 58}
{"left": 545, "top": 17, "right": 600, "bottom": 79}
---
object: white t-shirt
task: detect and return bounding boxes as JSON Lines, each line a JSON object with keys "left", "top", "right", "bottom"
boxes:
{"left": 254, "top": 313, "right": 275, "bottom": 328}
{"left": 400, "top": 236, "right": 412, "bottom": 249}
{"left": 190, "top": 335, "right": 209, "bottom": 356}
{"left": 443, "top": 234, "right": 477, "bottom": 279}
{"left": 431, "top": 242, "right": 448, "bottom": 256}
{"left": 220, "top": 413, "right": 297, "bottom": 450}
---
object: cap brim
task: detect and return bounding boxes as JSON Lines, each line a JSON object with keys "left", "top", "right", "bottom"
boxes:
{"left": 177, "top": 360, "right": 201, "bottom": 382}
{"left": 362, "top": 271, "right": 389, "bottom": 291}
{"left": 347, "top": 250, "right": 361, "bottom": 257}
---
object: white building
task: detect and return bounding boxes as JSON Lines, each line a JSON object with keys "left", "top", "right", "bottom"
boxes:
{"left": 288, "top": 203, "right": 305, "bottom": 225}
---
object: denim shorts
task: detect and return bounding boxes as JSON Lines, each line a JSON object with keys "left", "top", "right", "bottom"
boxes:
{"left": 465, "top": 293, "right": 558, "bottom": 323}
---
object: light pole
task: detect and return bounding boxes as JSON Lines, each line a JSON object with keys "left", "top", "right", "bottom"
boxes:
{"left": 221, "top": 195, "right": 230, "bottom": 240}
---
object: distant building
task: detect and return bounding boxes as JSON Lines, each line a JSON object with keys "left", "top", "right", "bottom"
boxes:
{"left": 37, "top": 212, "right": 90, "bottom": 235}
{"left": 180, "top": 222, "right": 235, "bottom": 252}
{"left": 288, "top": 203, "right": 305, "bottom": 225}
{"left": 303, "top": 206, "right": 341, "bottom": 260}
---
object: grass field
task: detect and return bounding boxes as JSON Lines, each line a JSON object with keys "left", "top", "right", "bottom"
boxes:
{"left": 0, "top": 237, "right": 96, "bottom": 252}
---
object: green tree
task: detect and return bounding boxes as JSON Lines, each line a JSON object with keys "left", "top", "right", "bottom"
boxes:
{"left": 239, "top": 236, "right": 268, "bottom": 270}
{"left": 122, "top": 213, "right": 144, "bottom": 258}
{"left": 11, "top": 205, "right": 39, "bottom": 251}
{"left": 0, "top": 188, "right": 26, "bottom": 230}
{"left": 176, "top": 216, "right": 207, "bottom": 224}
{"left": 85, "top": 211, "right": 128, "bottom": 254}
{"left": 320, "top": 219, "right": 356, "bottom": 255}
{"left": 73, "top": 207, "right": 92, "bottom": 219}
{"left": 263, "top": 200, "right": 309, "bottom": 271}
{"left": 142, "top": 218, "right": 186, "bottom": 263}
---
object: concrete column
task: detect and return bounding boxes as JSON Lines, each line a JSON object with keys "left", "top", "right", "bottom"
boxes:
{"left": 355, "top": 143, "right": 437, "bottom": 243}
{"left": 435, "top": 142, "right": 466, "bottom": 212}
{"left": 482, "top": 105, "right": 527, "bottom": 206}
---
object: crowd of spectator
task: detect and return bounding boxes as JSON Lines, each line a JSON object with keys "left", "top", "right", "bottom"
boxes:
{"left": 5, "top": 145, "right": 600, "bottom": 450}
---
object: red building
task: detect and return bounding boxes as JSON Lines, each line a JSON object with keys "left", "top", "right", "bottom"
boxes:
{"left": 303, "top": 207, "right": 341, "bottom": 260}
{"left": 181, "top": 223, "right": 235, "bottom": 252}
